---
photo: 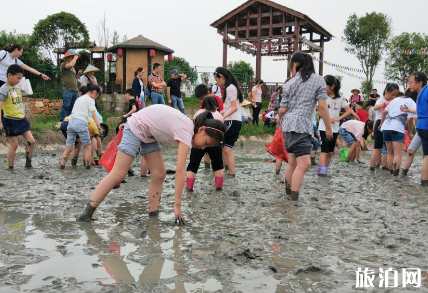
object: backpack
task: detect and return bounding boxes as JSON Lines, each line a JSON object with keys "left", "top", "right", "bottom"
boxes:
{"left": 0, "top": 51, "right": 17, "bottom": 64}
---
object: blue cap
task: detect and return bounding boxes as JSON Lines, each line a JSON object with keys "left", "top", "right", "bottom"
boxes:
{"left": 172, "top": 69, "right": 179, "bottom": 74}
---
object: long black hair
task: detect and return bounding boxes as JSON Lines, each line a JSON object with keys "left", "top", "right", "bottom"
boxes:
{"left": 289, "top": 52, "right": 315, "bottom": 82}
{"left": 193, "top": 111, "right": 226, "bottom": 145}
{"left": 363, "top": 120, "right": 374, "bottom": 140}
{"left": 404, "top": 88, "right": 418, "bottom": 102}
{"left": 324, "top": 75, "right": 341, "bottom": 98}
{"left": 201, "top": 96, "right": 219, "bottom": 112}
{"left": 214, "top": 67, "right": 243, "bottom": 103}
{"left": 134, "top": 67, "right": 143, "bottom": 77}
{"left": 2, "top": 44, "right": 23, "bottom": 52}
{"left": 383, "top": 83, "right": 399, "bottom": 96}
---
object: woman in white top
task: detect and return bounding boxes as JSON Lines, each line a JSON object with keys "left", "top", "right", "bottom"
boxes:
{"left": 214, "top": 67, "right": 243, "bottom": 176}
{"left": 251, "top": 79, "right": 264, "bottom": 125}
{"left": 379, "top": 89, "right": 417, "bottom": 176}
{"left": 0, "top": 44, "right": 50, "bottom": 87}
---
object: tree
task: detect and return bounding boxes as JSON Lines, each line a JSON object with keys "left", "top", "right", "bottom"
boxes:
{"left": 111, "top": 31, "right": 120, "bottom": 46}
{"left": 227, "top": 60, "right": 254, "bottom": 85}
{"left": 164, "top": 56, "right": 197, "bottom": 83}
{"left": 200, "top": 72, "right": 210, "bottom": 86}
{"left": 384, "top": 32, "right": 428, "bottom": 88}
{"left": 96, "top": 11, "right": 110, "bottom": 48}
{"left": 122, "top": 34, "right": 128, "bottom": 42}
{"left": 32, "top": 12, "right": 90, "bottom": 61}
{"left": 342, "top": 12, "right": 391, "bottom": 96}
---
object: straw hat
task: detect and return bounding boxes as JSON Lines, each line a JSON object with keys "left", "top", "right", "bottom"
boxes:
{"left": 241, "top": 99, "right": 252, "bottom": 106}
{"left": 83, "top": 64, "right": 100, "bottom": 74}
{"left": 61, "top": 49, "right": 80, "bottom": 61}
{"left": 351, "top": 88, "right": 360, "bottom": 94}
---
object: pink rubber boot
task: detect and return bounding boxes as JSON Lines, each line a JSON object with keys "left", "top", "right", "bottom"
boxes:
{"left": 215, "top": 176, "right": 224, "bottom": 190}
{"left": 186, "top": 177, "right": 195, "bottom": 191}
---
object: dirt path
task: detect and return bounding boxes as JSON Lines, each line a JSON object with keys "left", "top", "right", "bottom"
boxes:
{"left": 0, "top": 147, "right": 427, "bottom": 292}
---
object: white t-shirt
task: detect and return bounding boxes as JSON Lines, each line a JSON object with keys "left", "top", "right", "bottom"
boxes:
{"left": 318, "top": 96, "right": 349, "bottom": 133}
{"left": 224, "top": 84, "right": 241, "bottom": 121}
{"left": 127, "top": 104, "right": 194, "bottom": 148}
{"left": 368, "top": 107, "right": 376, "bottom": 121}
{"left": 71, "top": 94, "right": 97, "bottom": 122}
{"left": 0, "top": 50, "right": 23, "bottom": 82}
{"left": 241, "top": 106, "right": 252, "bottom": 119}
{"left": 380, "top": 97, "right": 417, "bottom": 133}
{"left": 251, "top": 85, "right": 262, "bottom": 103}
{"left": 374, "top": 97, "right": 388, "bottom": 121}
{"left": 194, "top": 109, "right": 223, "bottom": 122}
{"left": 79, "top": 75, "right": 97, "bottom": 85}
{"left": 211, "top": 84, "right": 222, "bottom": 99}
{"left": 265, "top": 111, "right": 278, "bottom": 119}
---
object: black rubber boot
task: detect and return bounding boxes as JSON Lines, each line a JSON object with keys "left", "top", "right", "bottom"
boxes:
{"left": 370, "top": 167, "right": 375, "bottom": 171}
{"left": 149, "top": 211, "right": 159, "bottom": 217}
{"left": 400, "top": 169, "right": 408, "bottom": 178}
{"left": 60, "top": 165, "right": 65, "bottom": 169}
{"left": 25, "top": 157, "right": 32, "bottom": 168}
{"left": 275, "top": 169, "right": 280, "bottom": 175}
{"left": 311, "top": 157, "right": 316, "bottom": 166}
{"left": 8, "top": 166, "right": 13, "bottom": 169}
{"left": 285, "top": 181, "right": 291, "bottom": 196}
{"left": 422, "top": 180, "right": 428, "bottom": 187}
{"left": 77, "top": 203, "right": 97, "bottom": 222}
{"left": 393, "top": 169, "right": 399, "bottom": 176}
{"left": 389, "top": 169, "right": 393, "bottom": 175}
{"left": 71, "top": 158, "right": 78, "bottom": 166}
{"left": 288, "top": 191, "right": 299, "bottom": 201}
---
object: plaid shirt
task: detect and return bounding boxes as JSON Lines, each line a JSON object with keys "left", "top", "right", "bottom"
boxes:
{"left": 148, "top": 73, "right": 164, "bottom": 93}
{"left": 280, "top": 72, "right": 327, "bottom": 135}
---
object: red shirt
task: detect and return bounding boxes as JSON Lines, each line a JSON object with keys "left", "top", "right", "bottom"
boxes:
{"left": 356, "top": 109, "right": 368, "bottom": 123}
{"left": 199, "top": 94, "right": 224, "bottom": 111}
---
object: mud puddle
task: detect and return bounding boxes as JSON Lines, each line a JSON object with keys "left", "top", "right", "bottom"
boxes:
{"left": 0, "top": 146, "right": 427, "bottom": 292}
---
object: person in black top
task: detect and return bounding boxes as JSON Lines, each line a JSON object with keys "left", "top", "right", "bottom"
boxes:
{"left": 116, "top": 89, "right": 139, "bottom": 134}
{"left": 369, "top": 88, "right": 380, "bottom": 106}
{"left": 167, "top": 69, "right": 187, "bottom": 114}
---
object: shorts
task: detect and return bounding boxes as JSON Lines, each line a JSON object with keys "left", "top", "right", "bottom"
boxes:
{"left": 417, "top": 128, "right": 428, "bottom": 155}
{"left": 320, "top": 131, "right": 338, "bottom": 153}
{"left": 223, "top": 120, "right": 242, "bottom": 148}
{"left": 2, "top": 117, "right": 31, "bottom": 137}
{"left": 338, "top": 127, "right": 357, "bottom": 146}
{"left": 381, "top": 144, "right": 387, "bottom": 156}
{"left": 383, "top": 130, "right": 404, "bottom": 142}
{"left": 118, "top": 123, "right": 162, "bottom": 158}
{"left": 373, "top": 120, "right": 383, "bottom": 149}
{"left": 284, "top": 132, "right": 312, "bottom": 157}
{"left": 408, "top": 132, "right": 422, "bottom": 151}
{"left": 66, "top": 118, "right": 90, "bottom": 146}
{"left": 186, "top": 146, "right": 223, "bottom": 173}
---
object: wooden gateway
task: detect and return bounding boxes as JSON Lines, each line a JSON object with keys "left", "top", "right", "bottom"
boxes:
{"left": 211, "top": 0, "right": 333, "bottom": 79}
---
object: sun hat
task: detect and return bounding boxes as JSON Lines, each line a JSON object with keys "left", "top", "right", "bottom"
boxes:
{"left": 241, "top": 99, "right": 252, "bottom": 106}
{"left": 62, "top": 49, "right": 80, "bottom": 61}
{"left": 351, "top": 88, "right": 360, "bottom": 94}
{"left": 83, "top": 64, "right": 100, "bottom": 74}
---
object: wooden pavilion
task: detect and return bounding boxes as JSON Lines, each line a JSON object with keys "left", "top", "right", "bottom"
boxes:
{"left": 211, "top": 0, "right": 333, "bottom": 79}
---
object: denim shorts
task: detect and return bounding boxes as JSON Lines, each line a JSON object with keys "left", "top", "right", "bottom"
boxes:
{"left": 338, "top": 127, "right": 357, "bottom": 146}
{"left": 408, "top": 132, "right": 422, "bottom": 151}
{"left": 383, "top": 130, "right": 404, "bottom": 142}
{"left": 2, "top": 117, "right": 31, "bottom": 137}
{"left": 118, "top": 123, "right": 162, "bottom": 158}
{"left": 66, "top": 118, "right": 90, "bottom": 146}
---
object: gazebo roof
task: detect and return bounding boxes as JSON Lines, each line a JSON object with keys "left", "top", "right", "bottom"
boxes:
{"left": 211, "top": 0, "right": 333, "bottom": 41}
{"left": 107, "top": 35, "right": 174, "bottom": 54}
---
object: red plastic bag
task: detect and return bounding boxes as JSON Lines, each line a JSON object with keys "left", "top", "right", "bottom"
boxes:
{"left": 99, "top": 128, "right": 123, "bottom": 173}
{"left": 265, "top": 128, "right": 288, "bottom": 162}
{"left": 404, "top": 130, "right": 412, "bottom": 148}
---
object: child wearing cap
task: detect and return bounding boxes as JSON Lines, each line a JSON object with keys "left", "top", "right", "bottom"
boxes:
{"left": 240, "top": 99, "right": 252, "bottom": 125}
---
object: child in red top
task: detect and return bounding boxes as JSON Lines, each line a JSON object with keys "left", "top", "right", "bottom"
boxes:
{"left": 355, "top": 102, "right": 368, "bottom": 123}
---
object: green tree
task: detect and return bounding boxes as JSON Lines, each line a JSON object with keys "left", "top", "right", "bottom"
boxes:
{"left": 227, "top": 60, "right": 254, "bottom": 85}
{"left": 164, "top": 56, "right": 197, "bottom": 83}
{"left": 384, "top": 32, "right": 428, "bottom": 88}
{"left": 111, "top": 31, "right": 120, "bottom": 46}
{"left": 31, "top": 12, "right": 90, "bottom": 60}
{"left": 343, "top": 12, "right": 392, "bottom": 96}
{"left": 200, "top": 72, "right": 210, "bottom": 86}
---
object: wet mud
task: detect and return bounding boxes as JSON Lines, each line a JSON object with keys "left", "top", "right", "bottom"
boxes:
{"left": 0, "top": 146, "right": 427, "bottom": 292}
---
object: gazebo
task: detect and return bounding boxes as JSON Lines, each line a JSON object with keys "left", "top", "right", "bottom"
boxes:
{"left": 211, "top": 0, "right": 333, "bottom": 79}
{"left": 107, "top": 35, "right": 174, "bottom": 93}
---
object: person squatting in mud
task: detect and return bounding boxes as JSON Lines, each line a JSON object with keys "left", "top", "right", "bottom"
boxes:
{"left": 277, "top": 51, "right": 332, "bottom": 201}
{"left": 77, "top": 105, "right": 226, "bottom": 223}
{"left": 0, "top": 64, "right": 36, "bottom": 169}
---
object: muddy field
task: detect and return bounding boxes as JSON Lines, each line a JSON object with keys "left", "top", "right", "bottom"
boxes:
{"left": 0, "top": 145, "right": 427, "bottom": 293}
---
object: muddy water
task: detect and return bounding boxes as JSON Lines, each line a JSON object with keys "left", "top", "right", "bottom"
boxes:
{"left": 0, "top": 146, "right": 427, "bottom": 292}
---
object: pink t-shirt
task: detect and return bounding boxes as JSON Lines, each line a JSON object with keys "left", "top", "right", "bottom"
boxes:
{"left": 342, "top": 120, "right": 365, "bottom": 141}
{"left": 194, "top": 109, "right": 223, "bottom": 122}
{"left": 127, "top": 105, "right": 194, "bottom": 148}
{"left": 252, "top": 85, "right": 262, "bottom": 103}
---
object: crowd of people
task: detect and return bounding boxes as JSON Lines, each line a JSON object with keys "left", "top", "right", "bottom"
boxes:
{"left": 1, "top": 45, "right": 427, "bottom": 223}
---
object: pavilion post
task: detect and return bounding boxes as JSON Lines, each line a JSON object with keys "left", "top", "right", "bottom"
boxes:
{"left": 222, "top": 22, "right": 228, "bottom": 67}
{"left": 255, "top": 3, "right": 262, "bottom": 80}
{"left": 319, "top": 38, "right": 324, "bottom": 76}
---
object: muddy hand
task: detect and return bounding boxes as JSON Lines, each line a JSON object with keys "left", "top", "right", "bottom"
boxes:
{"left": 174, "top": 204, "right": 185, "bottom": 225}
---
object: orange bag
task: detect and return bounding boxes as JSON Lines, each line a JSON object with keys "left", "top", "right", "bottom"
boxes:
{"left": 99, "top": 128, "right": 123, "bottom": 173}
{"left": 265, "top": 128, "right": 288, "bottom": 162}
{"left": 404, "top": 130, "right": 412, "bottom": 148}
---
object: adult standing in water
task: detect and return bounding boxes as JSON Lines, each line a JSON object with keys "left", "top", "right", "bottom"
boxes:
{"left": 251, "top": 79, "right": 264, "bottom": 125}
{"left": 0, "top": 44, "right": 50, "bottom": 87}
{"left": 59, "top": 50, "right": 80, "bottom": 121}
{"left": 277, "top": 51, "right": 332, "bottom": 201}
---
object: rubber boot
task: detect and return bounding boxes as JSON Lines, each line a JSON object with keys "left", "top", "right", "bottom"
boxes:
{"left": 215, "top": 176, "right": 223, "bottom": 190}
{"left": 71, "top": 158, "right": 78, "bottom": 166}
{"left": 77, "top": 203, "right": 97, "bottom": 222}
{"left": 370, "top": 167, "right": 375, "bottom": 171}
{"left": 317, "top": 165, "right": 328, "bottom": 176}
{"left": 149, "top": 211, "right": 159, "bottom": 217}
{"left": 204, "top": 161, "right": 210, "bottom": 169}
{"left": 285, "top": 181, "right": 291, "bottom": 196}
{"left": 60, "top": 165, "right": 65, "bottom": 169}
{"left": 8, "top": 166, "right": 13, "bottom": 169}
{"left": 186, "top": 177, "right": 195, "bottom": 192}
{"left": 400, "top": 169, "right": 408, "bottom": 178}
{"left": 311, "top": 157, "right": 316, "bottom": 166}
{"left": 422, "top": 180, "right": 428, "bottom": 187}
{"left": 287, "top": 191, "right": 299, "bottom": 201}
{"left": 389, "top": 169, "right": 393, "bottom": 175}
{"left": 275, "top": 169, "right": 280, "bottom": 175}
{"left": 25, "top": 155, "right": 32, "bottom": 168}
{"left": 393, "top": 169, "right": 399, "bottom": 176}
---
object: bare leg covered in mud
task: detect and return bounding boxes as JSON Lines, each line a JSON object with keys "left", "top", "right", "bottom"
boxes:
{"left": 385, "top": 141, "right": 403, "bottom": 175}
{"left": 23, "top": 131, "right": 36, "bottom": 168}
{"left": 370, "top": 149, "right": 382, "bottom": 171}
{"left": 285, "top": 154, "right": 310, "bottom": 201}
{"left": 421, "top": 156, "right": 428, "bottom": 186}
{"left": 223, "top": 146, "right": 236, "bottom": 175}
{"left": 402, "top": 150, "right": 416, "bottom": 177}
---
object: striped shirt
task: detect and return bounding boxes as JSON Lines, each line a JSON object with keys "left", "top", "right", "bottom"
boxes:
{"left": 280, "top": 72, "right": 328, "bottom": 135}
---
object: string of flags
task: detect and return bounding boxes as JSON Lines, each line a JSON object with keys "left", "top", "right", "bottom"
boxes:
{"left": 393, "top": 48, "right": 428, "bottom": 56}
{"left": 271, "top": 56, "right": 389, "bottom": 84}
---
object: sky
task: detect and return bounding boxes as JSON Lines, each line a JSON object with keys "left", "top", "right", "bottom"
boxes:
{"left": 2, "top": 0, "right": 428, "bottom": 96}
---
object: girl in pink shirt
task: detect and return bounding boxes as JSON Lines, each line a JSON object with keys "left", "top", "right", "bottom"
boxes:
{"left": 77, "top": 105, "right": 225, "bottom": 224}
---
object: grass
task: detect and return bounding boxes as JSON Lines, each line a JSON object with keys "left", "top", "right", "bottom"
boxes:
{"left": 239, "top": 123, "right": 277, "bottom": 136}
{"left": 31, "top": 114, "right": 60, "bottom": 137}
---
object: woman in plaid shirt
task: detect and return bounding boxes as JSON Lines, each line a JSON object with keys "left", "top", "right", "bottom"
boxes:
{"left": 277, "top": 52, "right": 332, "bottom": 201}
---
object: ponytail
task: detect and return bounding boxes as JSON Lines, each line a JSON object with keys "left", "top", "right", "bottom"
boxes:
{"left": 363, "top": 120, "right": 374, "bottom": 140}
{"left": 193, "top": 111, "right": 226, "bottom": 145}
{"left": 2, "top": 44, "right": 23, "bottom": 52}
{"left": 214, "top": 67, "right": 243, "bottom": 103}
{"left": 134, "top": 67, "right": 143, "bottom": 77}
{"left": 290, "top": 52, "right": 315, "bottom": 82}
{"left": 324, "top": 75, "right": 341, "bottom": 98}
